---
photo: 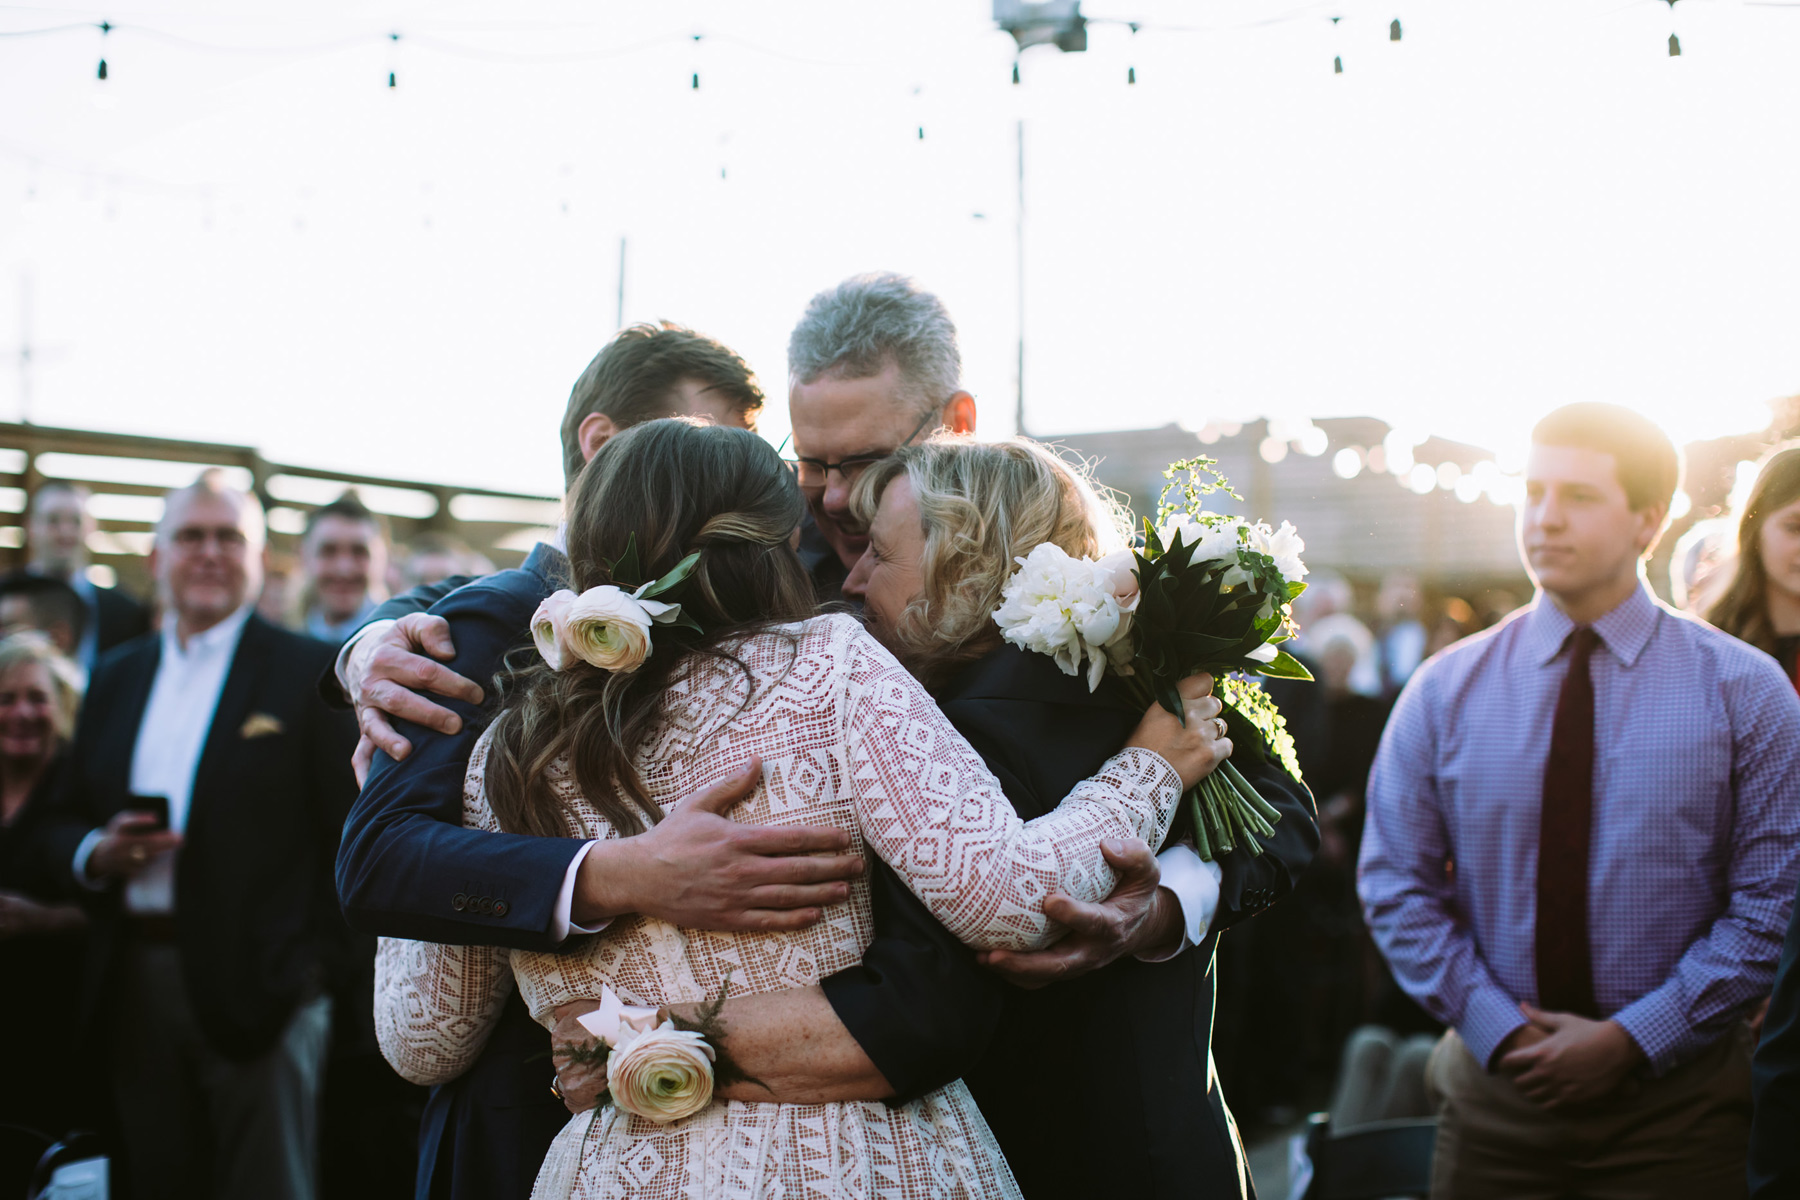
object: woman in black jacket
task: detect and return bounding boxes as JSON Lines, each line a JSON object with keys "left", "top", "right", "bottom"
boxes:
{"left": 849, "top": 437, "right": 1318, "bottom": 1200}
{"left": 0, "top": 632, "right": 91, "bottom": 1144}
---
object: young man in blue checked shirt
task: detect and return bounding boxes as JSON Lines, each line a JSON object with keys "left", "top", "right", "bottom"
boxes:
{"left": 1360, "top": 402, "right": 1800, "bottom": 1200}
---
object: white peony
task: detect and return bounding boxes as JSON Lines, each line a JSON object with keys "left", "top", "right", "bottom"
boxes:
{"left": 993, "top": 543, "right": 1127, "bottom": 692}
{"left": 1245, "top": 520, "right": 1308, "bottom": 584}
{"left": 1159, "top": 514, "right": 1246, "bottom": 567}
{"left": 605, "top": 1023, "right": 717, "bottom": 1125}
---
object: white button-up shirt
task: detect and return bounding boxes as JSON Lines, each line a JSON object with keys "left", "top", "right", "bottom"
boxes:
{"left": 121, "top": 605, "right": 254, "bottom": 914}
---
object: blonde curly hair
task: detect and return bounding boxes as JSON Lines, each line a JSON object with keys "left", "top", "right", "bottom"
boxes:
{"left": 851, "top": 435, "right": 1132, "bottom": 689}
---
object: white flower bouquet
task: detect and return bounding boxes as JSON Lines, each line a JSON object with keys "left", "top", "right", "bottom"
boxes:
{"left": 994, "top": 456, "right": 1311, "bottom": 861}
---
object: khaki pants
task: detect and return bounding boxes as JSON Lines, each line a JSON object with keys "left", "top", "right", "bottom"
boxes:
{"left": 1423, "top": 1022, "right": 1753, "bottom": 1200}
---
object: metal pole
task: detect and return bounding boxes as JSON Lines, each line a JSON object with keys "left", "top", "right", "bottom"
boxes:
{"left": 1014, "top": 119, "right": 1026, "bottom": 438}
{"left": 18, "top": 271, "right": 32, "bottom": 424}
{"left": 615, "top": 237, "right": 628, "bottom": 330}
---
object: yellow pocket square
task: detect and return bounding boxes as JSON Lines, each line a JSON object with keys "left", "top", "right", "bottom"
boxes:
{"left": 240, "top": 713, "right": 285, "bottom": 739}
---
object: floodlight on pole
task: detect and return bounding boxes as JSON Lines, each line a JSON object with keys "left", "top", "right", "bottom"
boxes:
{"left": 993, "top": 1, "right": 1088, "bottom": 53}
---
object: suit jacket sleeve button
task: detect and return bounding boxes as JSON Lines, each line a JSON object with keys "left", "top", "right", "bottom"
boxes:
{"left": 452, "top": 893, "right": 467, "bottom": 912}
{"left": 493, "top": 901, "right": 509, "bottom": 917}
{"left": 479, "top": 897, "right": 493, "bottom": 914}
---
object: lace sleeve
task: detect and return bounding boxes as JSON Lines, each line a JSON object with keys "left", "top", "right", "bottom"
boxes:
{"left": 372, "top": 729, "right": 517, "bottom": 1087}
{"left": 839, "top": 627, "right": 1183, "bottom": 952}
{"left": 375, "top": 936, "right": 514, "bottom": 1086}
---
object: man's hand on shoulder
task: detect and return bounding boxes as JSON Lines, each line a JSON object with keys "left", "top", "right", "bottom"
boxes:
{"left": 574, "top": 758, "right": 867, "bottom": 933}
{"left": 1496, "top": 1002, "right": 1644, "bottom": 1108}
{"left": 347, "top": 613, "right": 485, "bottom": 785}
{"left": 975, "top": 838, "right": 1181, "bottom": 989}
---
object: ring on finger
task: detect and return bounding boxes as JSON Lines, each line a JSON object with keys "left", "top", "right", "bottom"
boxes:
{"left": 1213, "top": 717, "right": 1229, "bottom": 740}
{"left": 550, "top": 1077, "right": 565, "bottom": 1101}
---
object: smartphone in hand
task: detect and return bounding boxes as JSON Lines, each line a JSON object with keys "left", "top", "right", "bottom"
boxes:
{"left": 126, "top": 795, "right": 170, "bottom": 833}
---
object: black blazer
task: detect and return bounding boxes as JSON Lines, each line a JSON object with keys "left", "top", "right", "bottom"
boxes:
{"left": 1751, "top": 873, "right": 1800, "bottom": 1198}
{"left": 38, "top": 614, "right": 358, "bottom": 1060}
{"left": 92, "top": 583, "right": 150, "bottom": 656}
{"left": 941, "top": 644, "right": 1319, "bottom": 1200}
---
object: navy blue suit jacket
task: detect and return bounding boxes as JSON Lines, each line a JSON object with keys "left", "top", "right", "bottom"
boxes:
{"left": 335, "top": 544, "right": 1005, "bottom": 1199}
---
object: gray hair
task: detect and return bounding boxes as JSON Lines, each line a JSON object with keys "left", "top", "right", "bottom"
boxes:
{"left": 787, "top": 272, "right": 962, "bottom": 415}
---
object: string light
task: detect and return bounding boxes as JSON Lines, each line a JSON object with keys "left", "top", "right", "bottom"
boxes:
{"left": 1391, "top": 18, "right": 1403, "bottom": 42}
{"left": 1011, "top": 60, "right": 1020, "bottom": 84}
{"left": 388, "top": 31, "right": 399, "bottom": 88}
{"left": 96, "top": 19, "right": 109, "bottom": 81}
{"left": 1332, "top": 15, "right": 1343, "bottom": 73}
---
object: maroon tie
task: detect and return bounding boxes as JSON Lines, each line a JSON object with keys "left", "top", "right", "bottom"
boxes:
{"left": 1536, "top": 625, "right": 1600, "bottom": 1017}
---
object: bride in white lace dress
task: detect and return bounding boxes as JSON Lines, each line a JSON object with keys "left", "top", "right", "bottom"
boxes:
{"left": 374, "top": 420, "right": 1217, "bottom": 1200}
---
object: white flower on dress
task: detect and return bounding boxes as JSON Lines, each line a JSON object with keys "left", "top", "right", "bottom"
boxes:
{"left": 606, "top": 1024, "right": 718, "bottom": 1125}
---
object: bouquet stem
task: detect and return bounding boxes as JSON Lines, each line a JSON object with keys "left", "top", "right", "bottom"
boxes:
{"left": 1185, "top": 763, "right": 1279, "bottom": 863}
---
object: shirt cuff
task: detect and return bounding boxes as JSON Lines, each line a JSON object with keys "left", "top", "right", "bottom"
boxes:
{"left": 1459, "top": 983, "right": 1529, "bottom": 1071}
{"left": 551, "top": 840, "right": 608, "bottom": 943}
{"left": 334, "top": 619, "right": 396, "bottom": 694}
{"left": 1610, "top": 990, "right": 1697, "bottom": 1077}
{"left": 1136, "top": 844, "right": 1222, "bottom": 963}
{"left": 71, "top": 828, "right": 109, "bottom": 892}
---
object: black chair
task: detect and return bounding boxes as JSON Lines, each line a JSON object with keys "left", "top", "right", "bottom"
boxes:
{"left": 1301, "top": 1113, "right": 1436, "bottom": 1200}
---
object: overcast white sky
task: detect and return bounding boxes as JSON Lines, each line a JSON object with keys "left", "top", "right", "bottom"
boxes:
{"left": 3, "top": 0, "right": 1797, "bottom": 497}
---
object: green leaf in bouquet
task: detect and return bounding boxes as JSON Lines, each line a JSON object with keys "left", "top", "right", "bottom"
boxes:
{"left": 1255, "top": 649, "right": 1314, "bottom": 680}
{"left": 1220, "top": 676, "right": 1304, "bottom": 783}
{"left": 638, "top": 550, "right": 701, "bottom": 599}
{"left": 1141, "top": 518, "right": 1166, "bottom": 558}
{"left": 1286, "top": 579, "right": 1308, "bottom": 601}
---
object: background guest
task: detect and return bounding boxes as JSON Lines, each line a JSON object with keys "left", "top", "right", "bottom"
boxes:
{"left": 0, "top": 632, "right": 91, "bottom": 1148}
{"left": 398, "top": 531, "right": 493, "bottom": 589}
{"left": 1361, "top": 404, "right": 1800, "bottom": 1199}
{"left": 256, "top": 549, "right": 302, "bottom": 629}
{"left": 300, "top": 491, "right": 390, "bottom": 642}
{"left": 1371, "top": 570, "right": 1427, "bottom": 695}
{"left": 36, "top": 471, "right": 358, "bottom": 1200}
{"left": 24, "top": 481, "right": 149, "bottom": 669}
{"left": 0, "top": 571, "right": 89, "bottom": 661}
{"left": 1706, "top": 443, "right": 1800, "bottom": 685}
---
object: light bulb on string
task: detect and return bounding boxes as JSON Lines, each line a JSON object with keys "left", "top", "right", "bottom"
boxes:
{"left": 691, "top": 32, "right": 702, "bottom": 90}
{"left": 96, "top": 19, "right": 110, "bottom": 81}
{"left": 1127, "top": 21, "right": 1138, "bottom": 86}
{"left": 1331, "top": 15, "right": 1343, "bottom": 74}
{"left": 1011, "top": 60, "right": 1020, "bottom": 85}
{"left": 1390, "top": 19, "right": 1402, "bottom": 42}
{"left": 1666, "top": 0, "right": 1681, "bottom": 57}
{"left": 387, "top": 31, "right": 399, "bottom": 88}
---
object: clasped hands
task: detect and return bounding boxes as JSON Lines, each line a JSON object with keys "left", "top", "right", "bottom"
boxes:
{"left": 1494, "top": 1002, "right": 1644, "bottom": 1109}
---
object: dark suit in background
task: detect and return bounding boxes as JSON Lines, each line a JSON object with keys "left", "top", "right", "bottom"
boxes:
{"left": 338, "top": 543, "right": 1005, "bottom": 1200}
{"left": 91, "top": 581, "right": 150, "bottom": 656}
{"left": 941, "top": 644, "right": 1319, "bottom": 1200}
{"left": 37, "top": 615, "right": 357, "bottom": 1199}
{"left": 1751, "top": 875, "right": 1800, "bottom": 1199}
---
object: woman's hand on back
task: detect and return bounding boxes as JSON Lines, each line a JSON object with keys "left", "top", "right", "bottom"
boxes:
{"left": 1125, "top": 673, "right": 1231, "bottom": 790}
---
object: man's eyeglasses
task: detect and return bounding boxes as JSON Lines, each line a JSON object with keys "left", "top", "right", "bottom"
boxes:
{"left": 171, "top": 526, "right": 249, "bottom": 552}
{"left": 784, "top": 407, "right": 942, "bottom": 492}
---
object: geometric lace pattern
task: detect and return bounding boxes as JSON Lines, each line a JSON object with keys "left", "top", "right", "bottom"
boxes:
{"left": 377, "top": 614, "right": 1182, "bottom": 1199}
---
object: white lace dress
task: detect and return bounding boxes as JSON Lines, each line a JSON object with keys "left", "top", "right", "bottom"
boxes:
{"left": 376, "top": 614, "right": 1182, "bottom": 1200}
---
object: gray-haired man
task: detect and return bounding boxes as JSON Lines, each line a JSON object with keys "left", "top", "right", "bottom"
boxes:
{"left": 785, "top": 271, "right": 977, "bottom": 597}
